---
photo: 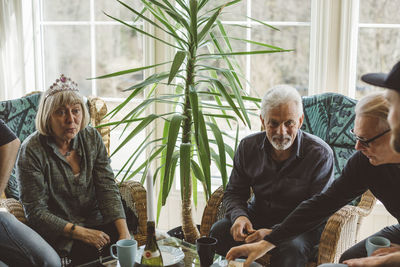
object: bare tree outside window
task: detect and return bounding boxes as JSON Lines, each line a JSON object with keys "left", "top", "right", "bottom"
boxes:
{"left": 356, "top": 0, "right": 400, "bottom": 99}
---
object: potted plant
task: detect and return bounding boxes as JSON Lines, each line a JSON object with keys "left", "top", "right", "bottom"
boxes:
{"left": 95, "top": 0, "right": 290, "bottom": 243}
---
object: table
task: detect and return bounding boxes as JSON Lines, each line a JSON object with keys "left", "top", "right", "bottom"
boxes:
{"left": 77, "top": 236, "right": 224, "bottom": 267}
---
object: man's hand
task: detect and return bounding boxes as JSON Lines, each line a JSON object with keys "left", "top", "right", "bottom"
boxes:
{"left": 371, "top": 243, "right": 400, "bottom": 256}
{"left": 226, "top": 240, "right": 275, "bottom": 267}
{"left": 343, "top": 251, "right": 400, "bottom": 267}
{"left": 343, "top": 256, "right": 386, "bottom": 267}
{"left": 245, "top": 228, "right": 272, "bottom": 243}
{"left": 230, "top": 216, "right": 255, "bottom": 241}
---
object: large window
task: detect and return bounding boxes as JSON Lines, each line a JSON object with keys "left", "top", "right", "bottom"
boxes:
{"left": 198, "top": 0, "right": 312, "bottom": 190}
{"left": 356, "top": 0, "right": 400, "bottom": 98}
{"left": 36, "top": 0, "right": 147, "bottom": 176}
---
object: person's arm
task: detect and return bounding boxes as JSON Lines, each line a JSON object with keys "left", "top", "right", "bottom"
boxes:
{"left": 343, "top": 251, "right": 400, "bottom": 267}
{"left": 0, "top": 138, "right": 20, "bottom": 194}
{"left": 223, "top": 140, "right": 252, "bottom": 224}
{"left": 307, "top": 144, "right": 335, "bottom": 197}
{"left": 91, "top": 128, "right": 127, "bottom": 228}
{"left": 223, "top": 140, "right": 257, "bottom": 241}
{"left": 114, "top": 218, "right": 131, "bottom": 240}
{"left": 264, "top": 152, "right": 368, "bottom": 246}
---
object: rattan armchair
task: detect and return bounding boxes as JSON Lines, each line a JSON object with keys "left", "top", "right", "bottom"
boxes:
{"left": 200, "top": 187, "right": 376, "bottom": 266}
{"left": 0, "top": 93, "right": 148, "bottom": 246}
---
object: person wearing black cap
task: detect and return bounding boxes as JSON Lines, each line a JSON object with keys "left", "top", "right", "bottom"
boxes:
{"left": 362, "top": 61, "right": 400, "bottom": 154}
{"left": 226, "top": 78, "right": 400, "bottom": 267}
{"left": 337, "top": 62, "right": 400, "bottom": 267}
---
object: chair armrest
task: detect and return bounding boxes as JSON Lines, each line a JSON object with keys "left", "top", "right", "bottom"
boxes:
{"left": 0, "top": 198, "right": 27, "bottom": 224}
{"left": 200, "top": 185, "right": 224, "bottom": 236}
{"left": 87, "top": 96, "right": 110, "bottom": 155}
{"left": 356, "top": 190, "right": 376, "bottom": 216}
{"left": 119, "top": 180, "right": 147, "bottom": 246}
{"left": 317, "top": 205, "right": 360, "bottom": 264}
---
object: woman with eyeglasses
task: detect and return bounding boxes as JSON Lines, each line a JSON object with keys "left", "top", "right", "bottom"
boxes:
{"left": 226, "top": 92, "right": 400, "bottom": 267}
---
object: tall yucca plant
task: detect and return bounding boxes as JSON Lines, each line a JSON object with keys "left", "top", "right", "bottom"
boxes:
{"left": 95, "top": 0, "right": 290, "bottom": 243}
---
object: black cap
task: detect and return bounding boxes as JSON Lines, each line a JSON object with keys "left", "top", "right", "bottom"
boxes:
{"left": 361, "top": 61, "right": 400, "bottom": 92}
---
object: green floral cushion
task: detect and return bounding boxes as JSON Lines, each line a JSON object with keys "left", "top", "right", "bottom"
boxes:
{"left": 0, "top": 93, "right": 41, "bottom": 199}
{"left": 301, "top": 93, "right": 357, "bottom": 179}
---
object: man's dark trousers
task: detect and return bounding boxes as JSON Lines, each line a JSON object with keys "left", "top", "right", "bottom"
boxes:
{"left": 340, "top": 224, "right": 400, "bottom": 262}
{"left": 210, "top": 217, "right": 323, "bottom": 267}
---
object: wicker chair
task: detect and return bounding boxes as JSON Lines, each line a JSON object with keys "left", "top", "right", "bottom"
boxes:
{"left": 0, "top": 92, "right": 148, "bottom": 246}
{"left": 200, "top": 93, "right": 377, "bottom": 266}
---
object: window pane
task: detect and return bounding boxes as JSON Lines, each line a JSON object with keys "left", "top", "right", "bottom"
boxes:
{"left": 94, "top": 0, "right": 144, "bottom": 21}
{"left": 43, "top": 26, "right": 92, "bottom": 95}
{"left": 107, "top": 101, "right": 146, "bottom": 180}
{"left": 251, "top": 26, "right": 310, "bottom": 97}
{"left": 204, "top": 0, "right": 247, "bottom": 21}
{"left": 359, "top": 0, "right": 400, "bottom": 24}
{"left": 96, "top": 25, "right": 144, "bottom": 98}
{"left": 42, "top": 0, "right": 89, "bottom": 21}
{"left": 356, "top": 28, "right": 400, "bottom": 99}
{"left": 196, "top": 24, "right": 247, "bottom": 99}
{"left": 252, "top": 0, "right": 311, "bottom": 22}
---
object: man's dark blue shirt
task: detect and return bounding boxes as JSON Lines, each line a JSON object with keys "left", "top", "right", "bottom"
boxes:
{"left": 224, "top": 129, "right": 334, "bottom": 227}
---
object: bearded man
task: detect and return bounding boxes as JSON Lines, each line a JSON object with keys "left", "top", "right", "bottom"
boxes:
{"left": 210, "top": 85, "right": 334, "bottom": 267}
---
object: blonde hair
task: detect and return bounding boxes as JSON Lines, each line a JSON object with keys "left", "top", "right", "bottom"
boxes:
{"left": 36, "top": 90, "right": 90, "bottom": 136}
{"left": 355, "top": 91, "right": 389, "bottom": 130}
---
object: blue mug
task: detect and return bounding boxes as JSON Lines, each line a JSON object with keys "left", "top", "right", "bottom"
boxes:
{"left": 110, "top": 239, "right": 137, "bottom": 267}
{"left": 365, "top": 236, "right": 390, "bottom": 256}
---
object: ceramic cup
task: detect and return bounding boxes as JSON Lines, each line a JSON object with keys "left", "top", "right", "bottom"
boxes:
{"left": 365, "top": 236, "right": 391, "bottom": 256}
{"left": 110, "top": 239, "right": 137, "bottom": 267}
{"left": 196, "top": 237, "right": 218, "bottom": 267}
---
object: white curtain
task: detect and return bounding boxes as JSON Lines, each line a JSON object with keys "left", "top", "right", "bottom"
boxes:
{"left": 0, "top": 0, "right": 36, "bottom": 101}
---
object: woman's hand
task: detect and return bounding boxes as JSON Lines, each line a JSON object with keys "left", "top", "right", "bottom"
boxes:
{"left": 74, "top": 226, "right": 110, "bottom": 249}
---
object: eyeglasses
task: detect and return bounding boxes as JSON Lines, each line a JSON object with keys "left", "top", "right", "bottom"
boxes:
{"left": 350, "top": 128, "right": 390, "bottom": 147}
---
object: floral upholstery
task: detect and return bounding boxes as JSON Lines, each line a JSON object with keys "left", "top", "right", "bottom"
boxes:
{"left": 301, "top": 93, "right": 357, "bottom": 180}
{"left": 0, "top": 93, "right": 41, "bottom": 199}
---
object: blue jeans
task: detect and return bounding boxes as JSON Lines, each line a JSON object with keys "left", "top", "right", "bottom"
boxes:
{"left": 0, "top": 212, "right": 61, "bottom": 267}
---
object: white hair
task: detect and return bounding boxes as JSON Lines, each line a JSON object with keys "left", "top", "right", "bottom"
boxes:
{"left": 260, "top": 84, "right": 303, "bottom": 120}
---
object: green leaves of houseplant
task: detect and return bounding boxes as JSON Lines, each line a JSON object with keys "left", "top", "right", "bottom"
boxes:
{"left": 99, "top": 0, "right": 290, "bottom": 243}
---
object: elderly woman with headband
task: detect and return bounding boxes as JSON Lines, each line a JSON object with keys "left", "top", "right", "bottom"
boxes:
{"left": 17, "top": 75, "right": 130, "bottom": 265}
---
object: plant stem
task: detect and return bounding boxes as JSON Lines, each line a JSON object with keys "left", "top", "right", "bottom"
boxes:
{"left": 181, "top": 42, "right": 200, "bottom": 243}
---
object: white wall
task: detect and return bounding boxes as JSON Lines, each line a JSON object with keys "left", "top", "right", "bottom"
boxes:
{"left": 358, "top": 203, "right": 398, "bottom": 241}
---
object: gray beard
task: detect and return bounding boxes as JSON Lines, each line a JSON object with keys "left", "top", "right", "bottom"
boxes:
{"left": 270, "top": 139, "right": 292, "bottom": 151}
